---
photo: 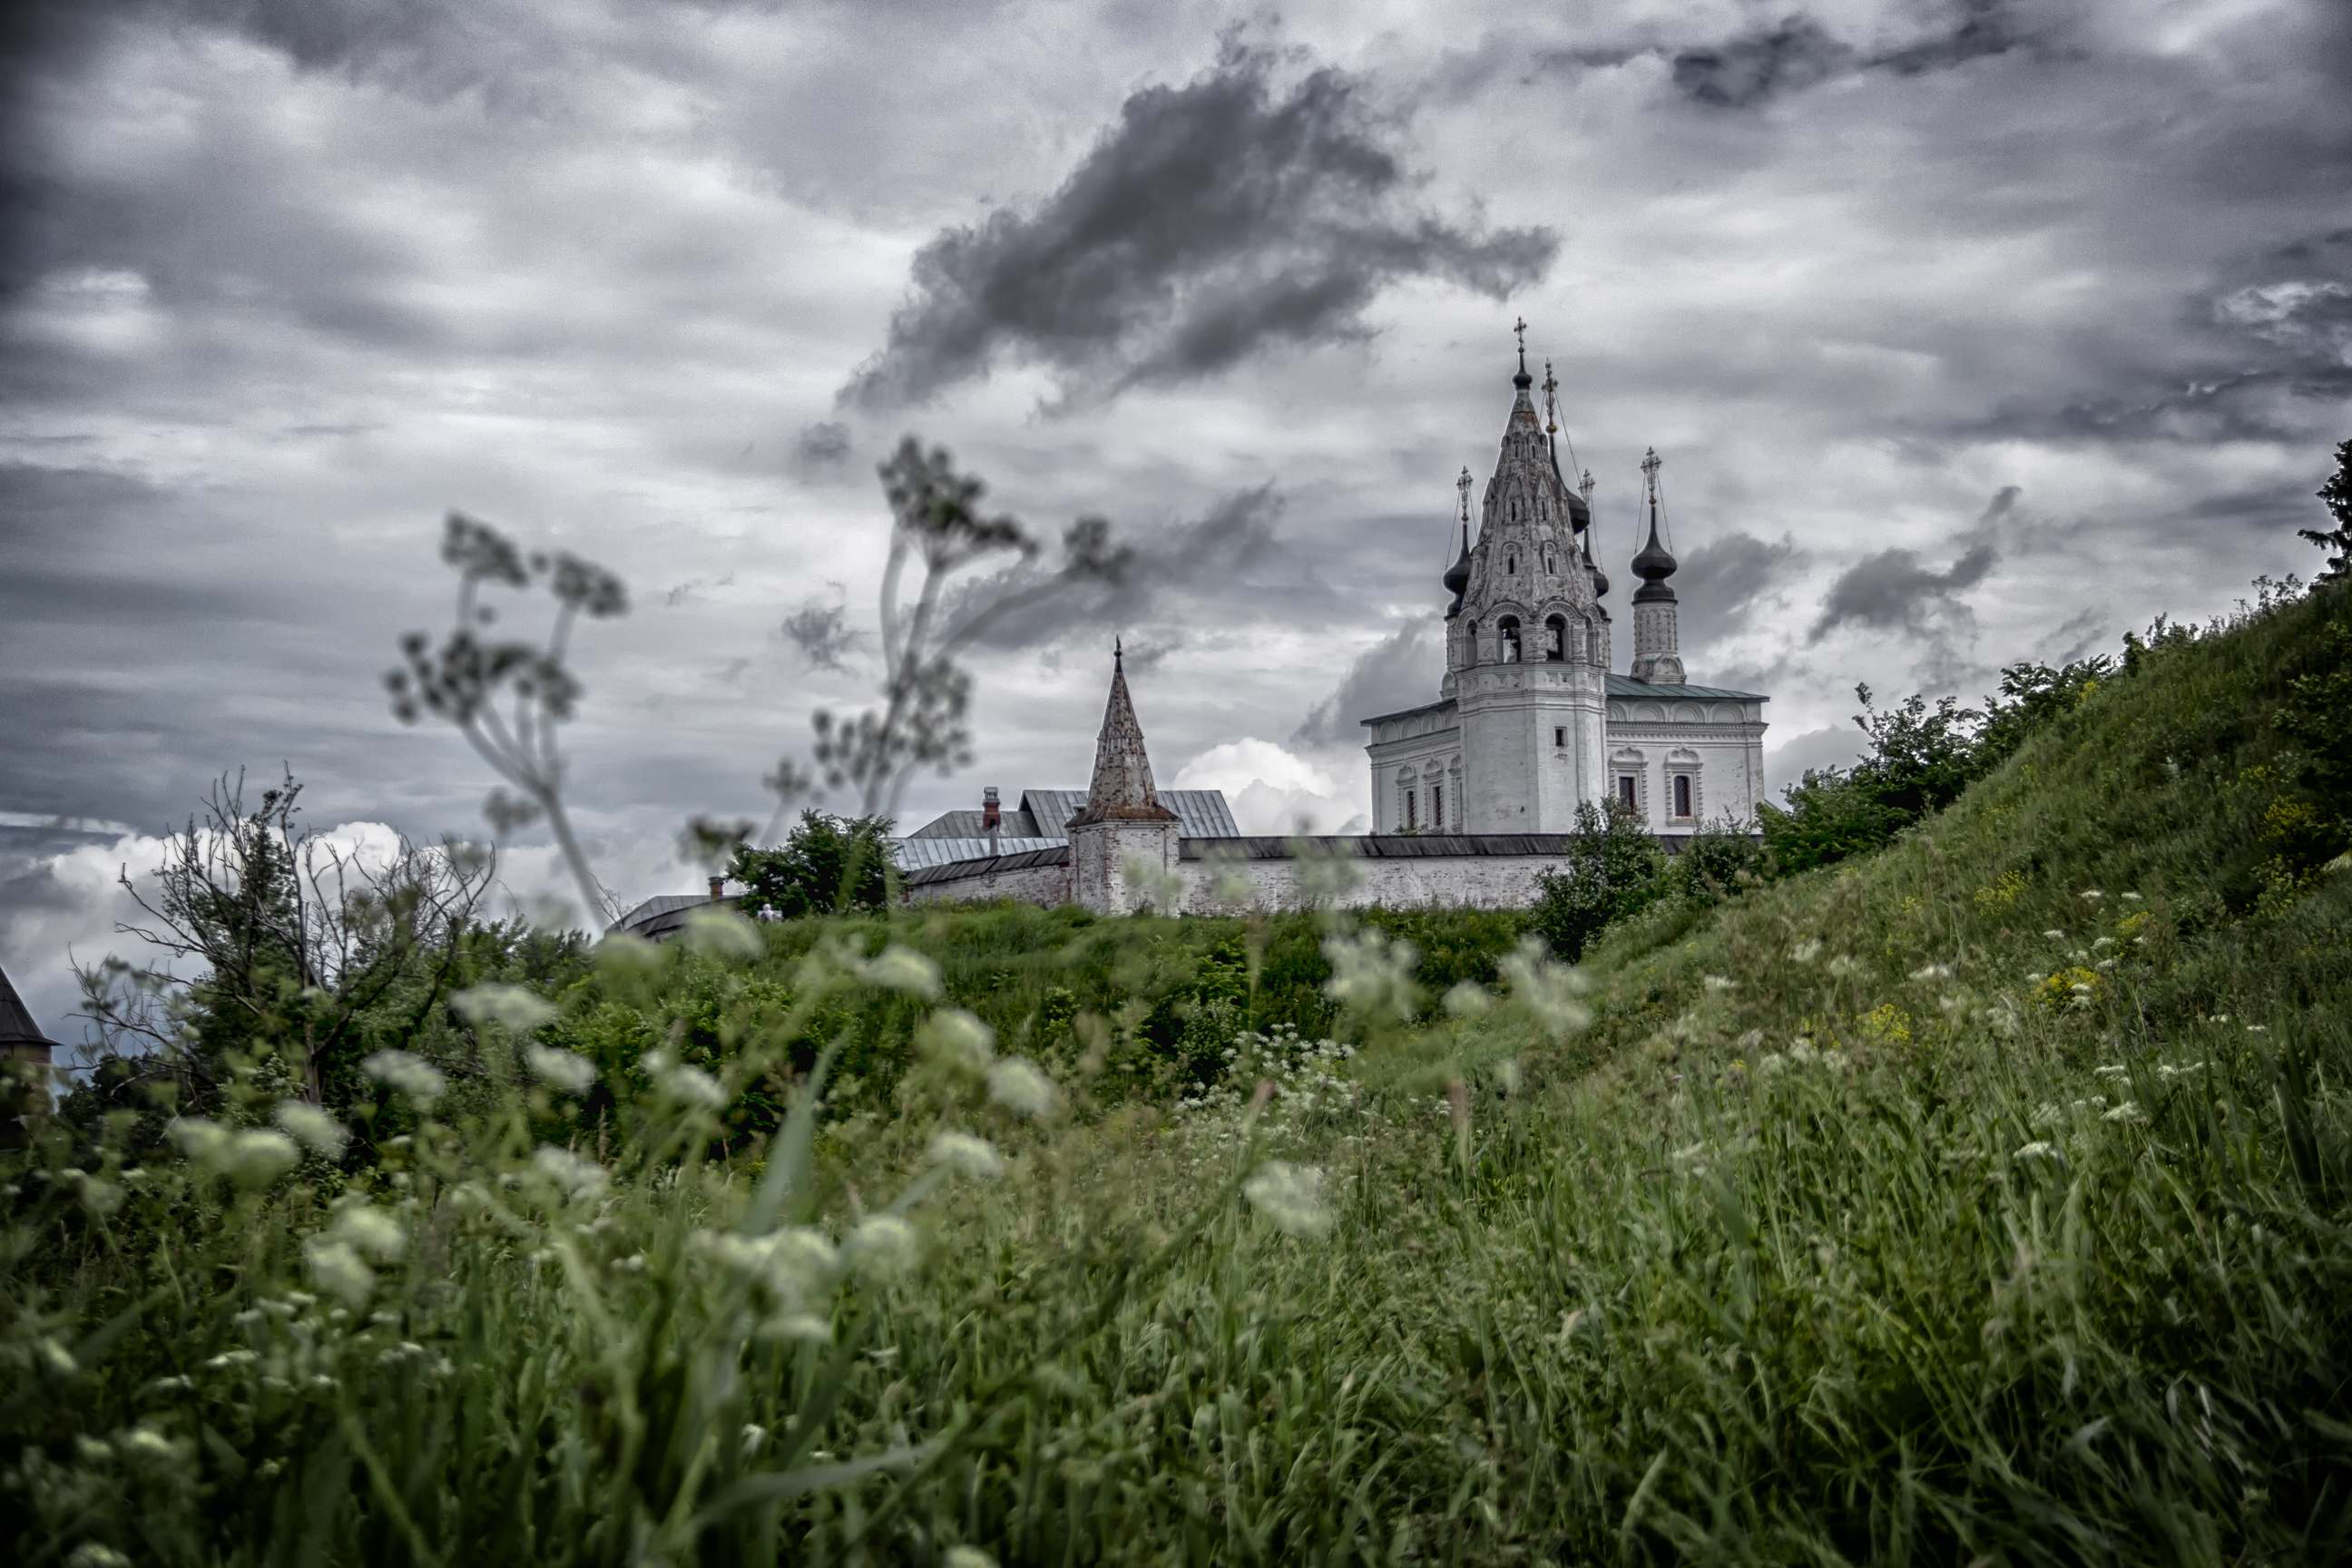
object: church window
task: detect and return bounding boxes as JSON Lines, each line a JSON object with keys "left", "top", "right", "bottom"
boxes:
{"left": 1404, "top": 789, "right": 1418, "bottom": 830}
{"left": 1672, "top": 774, "right": 1693, "bottom": 818}
{"left": 1587, "top": 624, "right": 1600, "bottom": 663}
{"left": 1431, "top": 784, "right": 1444, "bottom": 828}
{"left": 1498, "top": 617, "right": 1521, "bottom": 662}
{"left": 1545, "top": 614, "right": 1567, "bottom": 662}
{"left": 1617, "top": 775, "right": 1637, "bottom": 810}
{"left": 1553, "top": 727, "right": 1565, "bottom": 748}
{"left": 1544, "top": 547, "right": 1555, "bottom": 575}
{"left": 1506, "top": 553, "right": 1516, "bottom": 574}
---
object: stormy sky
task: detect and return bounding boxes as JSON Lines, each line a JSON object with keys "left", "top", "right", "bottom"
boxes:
{"left": 4, "top": 0, "right": 2349, "bottom": 1046}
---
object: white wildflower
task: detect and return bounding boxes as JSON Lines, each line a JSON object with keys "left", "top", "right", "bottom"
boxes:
{"left": 759, "top": 1314, "right": 833, "bottom": 1344}
{"left": 858, "top": 944, "right": 943, "bottom": 1000}
{"left": 1756, "top": 1053, "right": 1788, "bottom": 1076}
{"left": 1497, "top": 937, "right": 1592, "bottom": 1040}
{"left": 916, "top": 1009, "right": 995, "bottom": 1076}
{"left": 2102, "top": 1101, "right": 2147, "bottom": 1124}
{"left": 654, "top": 1059, "right": 727, "bottom": 1110}
{"left": 681, "top": 905, "right": 766, "bottom": 960}
{"left": 1702, "top": 975, "right": 1736, "bottom": 993}
{"left": 2014, "top": 1142, "right": 2058, "bottom": 1160}
{"left": 450, "top": 984, "right": 558, "bottom": 1034}
{"left": 2120, "top": 891, "right": 2142, "bottom": 902}
{"left": 2093, "top": 1064, "right": 2129, "bottom": 1080}
{"left": 1242, "top": 1161, "right": 1334, "bottom": 1239}
{"left": 848, "top": 1214, "right": 921, "bottom": 1279}
{"left": 1825, "top": 956, "right": 1864, "bottom": 978}
{"left": 362, "top": 1050, "right": 446, "bottom": 1107}
{"left": 1442, "top": 980, "right": 1494, "bottom": 1017}
{"left": 333, "top": 1205, "right": 407, "bottom": 1263}
{"left": 2043, "top": 930, "right": 2067, "bottom": 941}
{"left": 524, "top": 1045, "right": 598, "bottom": 1094}
{"left": 166, "top": 1117, "right": 229, "bottom": 1166}
{"left": 2092, "top": 936, "right": 2117, "bottom": 952}
{"left": 116, "top": 1426, "right": 176, "bottom": 1461}
{"left": 1323, "top": 928, "right": 1423, "bottom": 1022}
{"left": 945, "top": 1547, "right": 999, "bottom": 1568}
{"left": 986, "top": 1057, "right": 1059, "bottom": 1119}
{"left": 304, "top": 1238, "right": 376, "bottom": 1307}
{"left": 593, "top": 930, "right": 663, "bottom": 975}
{"left": 2081, "top": 889, "right": 2105, "bottom": 903}
{"left": 531, "top": 1145, "right": 610, "bottom": 1200}
{"left": 1909, "top": 963, "right": 1955, "bottom": 983}
{"left": 273, "top": 1100, "right": 348, "bottom": 1160}
{"left": 926, "top": 1132, "right": 1005, "bottom": 1180}
{"left": 222, "top": 1131, "right": 299, "bottom": 1188}
{"left": 1789, "top": 939, "right": 1823, "bottom": 965}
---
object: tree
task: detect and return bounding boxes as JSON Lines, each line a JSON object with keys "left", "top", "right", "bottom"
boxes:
{"left": 72, "top": 770, "right": 501, "bottom": 1122}
{"left": 729, "top": 811, "right": 896, "bottom": 920}
{"left": 1530, "top": 801, "right": 1667, "bottom": 960}
{"left": 2302, "top": 437, "right": 2352, "bottom": 583}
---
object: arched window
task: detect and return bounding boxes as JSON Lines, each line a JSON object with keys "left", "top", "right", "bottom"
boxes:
{"left": 1544, "top": 614, "right": 1567, "bottom": 662}
{"left": 1497, "top": 616, "right": 1521, "bottom": 662}
{"left": 1587, "top": 623, "right": 1600, "bottom": 663}
{"left": 1506, "top": 552, "right": 1516, "bottom": 575}
{"left": 1543, "top": 547, "right": 1555, "bottom": 575}
{"left": 1673, "top": 774, "right": 1693, "bottom": 818}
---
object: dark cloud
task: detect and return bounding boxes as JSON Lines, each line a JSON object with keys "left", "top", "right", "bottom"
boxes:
{"left": 840, "top": 46, "right": 1558, "bottom": 411}
{"left": 951, "top": 484, "right": 1311, "bottom": 653}
{"left": 1668, "top": 531, "right": 1799, "bottom": 654}
{"left": 790, "top": 421, "right": 852, "bottom": 475}
{"left": 1292, "top": 622, "right": 1443, "bottom": 748}
{"left": 1670, "top": 18, "right": 1853, "bottom": 109}
{"left": 1808, "top": 539, "right": 1996, "bottom": 643}
{"left": 1670, "top": 1, "right": 2035, "bottom": 109}
{"left": 780, "top": 599, "right": 859, "bottom": 671}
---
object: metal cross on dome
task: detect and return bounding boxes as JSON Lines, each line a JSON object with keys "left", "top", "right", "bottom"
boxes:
{"left": 1513, "top": 317, "right": 1527, "bottom": 358}
{"left": 1456, "top": 466, "right": 1473, "bottom": 523}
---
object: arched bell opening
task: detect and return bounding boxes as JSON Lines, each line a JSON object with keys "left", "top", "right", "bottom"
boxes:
{"left": 1544, "top": 613, "right": 1568, "bottom": 662}
{"left": 1497, "top": 616, "right": 1522, "bottom": 663}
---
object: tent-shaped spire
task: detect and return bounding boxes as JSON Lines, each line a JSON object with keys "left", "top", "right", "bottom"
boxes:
{"left": 1067, "top": 642, "right": 1178, "bottom": 827}
{"left": 1, "top": 962, "right": 59, "bottom": 1061}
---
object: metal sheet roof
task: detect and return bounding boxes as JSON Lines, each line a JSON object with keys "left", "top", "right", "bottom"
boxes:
{"left": 1604, "top": 675, "right": 1769, "bottom": 701}
{"left": 1020, "top": 789, "right": 1238, "bottom": 839}
{"left": 890, "top": 837, "right": 1068, "bottom": 869}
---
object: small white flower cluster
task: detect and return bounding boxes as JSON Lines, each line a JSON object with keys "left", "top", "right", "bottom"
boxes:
{"left": 524, "top": 1045, "right": 598, "bottom": 1094}
{"left": 1753, "top": 1038, "right": 1850, "bottom": 1078}
{"left": 642, "top": 1049, "right": 727, "bottom": 1111}
{"left": 1322, "top": 927, "right": 1423, "bottom": 1023}
{"left": 1241, "top": 1161, "right": 1334, "bottom": 1239}
{"left": 915, "top": 1008, "right": 1060, "bottom": 1119}
{"left": 1174, "top": 1027, "right": 1360, "bottom": 1157}
{"left": 530, "top": 1145, "right": 610, "bottom": 1202}
{"left": 450, "top": 984, "right": 558, "bottom": 1034}
{"left": 1497, "top": 937, "right": 1592, "bottom": 1040}
{"left": 168, "top": 1119, "right": 301, "bottom": 1188}
{"left": 362, "top": 1050, "right": 446, "bottom": 1107}
{"left": 304, "top": 1203, "right": 409, "bottom": 1308}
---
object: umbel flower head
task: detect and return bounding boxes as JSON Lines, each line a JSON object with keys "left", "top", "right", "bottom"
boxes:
{"left": 1243, "top": 1161, "right": 1335, "bottom": 1239}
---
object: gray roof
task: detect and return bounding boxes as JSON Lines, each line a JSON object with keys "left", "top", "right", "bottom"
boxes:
{"left": 906, "top": 807, "right": 1044, "bottom": 839}
{"left": 892, "top": 837, "right": 1069, "bottom": 869}
{"left": 1604, "top": 675, "right": 1768, "bottom": 701}
{"left": 611, "top": 893, "right": 713, "bottom": 939}
{"left": 906, "top": 829, "right": 1735, "bottom": 887}
{"left": 1, "top": 961, "right": 61, "bottom": 1053}
{"left": 903, "top": 843, "right": 1073, "bottom": 887}
{"left": 1020, "top": 789, "right": 1240, "bottom": 839}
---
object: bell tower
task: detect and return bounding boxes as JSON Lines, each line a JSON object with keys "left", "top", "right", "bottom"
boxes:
{"left": 1449, "top": 327, "right": 1610, "bottom": 830}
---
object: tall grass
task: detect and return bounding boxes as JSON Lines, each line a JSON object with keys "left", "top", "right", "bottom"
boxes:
{"left": 7, "top": 583, "right": 2350, "bottom": 1563}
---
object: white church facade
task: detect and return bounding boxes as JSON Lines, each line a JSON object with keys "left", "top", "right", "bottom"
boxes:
{"left": 1361, "top": 342, "right": 1768, "bottom": 838}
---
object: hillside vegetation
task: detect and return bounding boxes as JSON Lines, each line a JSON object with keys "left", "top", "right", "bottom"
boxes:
{"left": 5, "top": 580, "right": 2350, "bottom": 1564}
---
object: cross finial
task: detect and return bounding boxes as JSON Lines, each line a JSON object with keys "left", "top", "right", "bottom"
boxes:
{"left": 1542, "top": 358, "right": 1559, "bottom": 434}
{"left": 1513, "top": 317, "right": 1527, "bottom": 372}
{"left": 1579, "top": 467, "right": 1596, "bottom": 508}
{"left": 1456, "top": 466, "right": 1473, "bottom": 524}
{"left": 1113, "top": 635, "right": 1122, "bottom": 671}
{"left": 1641, "top": 446, "right": 1662, "bottom": 487}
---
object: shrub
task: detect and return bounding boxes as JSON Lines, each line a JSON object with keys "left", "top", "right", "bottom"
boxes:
{"left": 730, "top": 810, "right": 895, "bottom": 918}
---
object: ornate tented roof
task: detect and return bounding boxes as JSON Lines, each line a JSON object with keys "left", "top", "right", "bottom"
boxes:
{"left": 1066, "top": 649, "right": 1179, "bottom": 827}
{"left": 1458, "top": 340, "right": 1598, "bottom": 632}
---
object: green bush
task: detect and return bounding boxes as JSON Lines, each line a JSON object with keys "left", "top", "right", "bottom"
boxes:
{"left": 729, "top": 810, "right": 895, "bottom": 919}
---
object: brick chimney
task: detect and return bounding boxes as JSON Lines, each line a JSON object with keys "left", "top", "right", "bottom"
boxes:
{"left": 982, "top": 786, "right": 1001, "bottom": 831}
{"left": 708, "top": 876, "right": 726, "bottom": 902}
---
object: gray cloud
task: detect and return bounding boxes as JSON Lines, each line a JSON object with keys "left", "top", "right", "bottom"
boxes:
{"left": 840, "top": 46, "right": 1558, "bottom": 411}
{"left": 1293, "top": 621, "right": 1443, "bottom": 748}
{"left": 1669, "top": 531, "right": 1800, "bottom": 655}
{"left": 789, "top": 421, "right": 852, "bottom": 475}
{"left": 780, "top": 598, "right": 859, "bottom": 671}
{"left": 1670, "top": 1, "right": 2036, "bottom": 109}
{"left": 1809, "top": 539, "right": 1997, "bottom": 643}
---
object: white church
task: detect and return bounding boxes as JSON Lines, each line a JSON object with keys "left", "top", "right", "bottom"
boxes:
{"left": 1359, "top": 338, "right": 1769, "bottom": 838}
{"left": 620, "top": 336, "right": 1771, "bottom": 931}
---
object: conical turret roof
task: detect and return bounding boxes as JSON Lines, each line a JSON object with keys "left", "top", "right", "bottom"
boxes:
{"left": 1, "top": 963, "right": 59, "bottom": 1054}
{"left": 1066, "top": 645, "right": 1179, "bottom": 827}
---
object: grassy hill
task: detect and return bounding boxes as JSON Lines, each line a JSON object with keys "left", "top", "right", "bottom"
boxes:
{"left": 6, "top": 581, "right": 2349, "bottom": 1564}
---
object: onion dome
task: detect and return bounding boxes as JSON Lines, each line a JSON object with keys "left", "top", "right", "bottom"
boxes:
{"left": 1583, "top": 534, "right": 1610, "bottom": 599}
{"left": 1443, "top": 524, "right": 1472, "bottom": 616}
{"left": 1631, "top": 446, "right": 1677, "bottom": 604}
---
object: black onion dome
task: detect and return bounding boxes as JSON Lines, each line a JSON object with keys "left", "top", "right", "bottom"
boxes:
{"left": 1443, "top": 525, "right": 1472, "bottom": 615}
